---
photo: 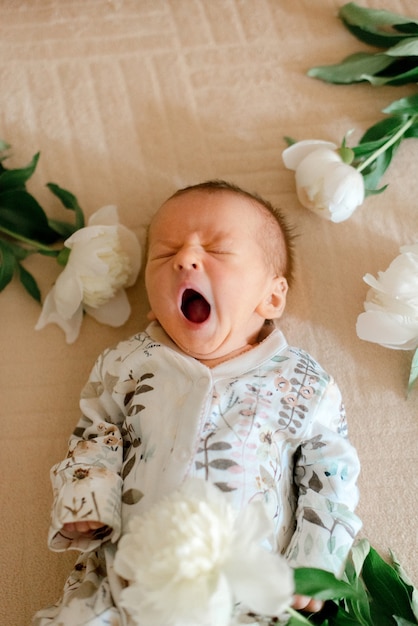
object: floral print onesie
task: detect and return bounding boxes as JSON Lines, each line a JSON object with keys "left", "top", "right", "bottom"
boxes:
{"left": 33, "top": 321, "right": 362, "bottom": 626}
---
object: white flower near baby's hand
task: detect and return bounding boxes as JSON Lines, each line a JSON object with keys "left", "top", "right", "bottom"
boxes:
{"left": 35, "top": 205, "right": 141, "bottom": 343}
{"left": 282, "top": 140, "right": 365, "bottom": 223}
{"left": 356, "top": 243, "right": 418, "bottom": 350}
{"left": 114, "top": 478, "right": 294, "bottom": 626}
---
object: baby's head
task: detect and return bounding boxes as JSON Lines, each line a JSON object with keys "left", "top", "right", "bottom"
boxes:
{"left": 145, "top": 180, "right": 294, "bottom": 367}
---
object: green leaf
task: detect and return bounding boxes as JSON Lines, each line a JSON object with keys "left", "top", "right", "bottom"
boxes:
{"left": 47, "top": 182, "right": 85, "bottom": 229}
{"left": 17, "top": 262, "right": 41, "bottom": 302}
{"left": 294, "top": 568, "right": 359, "bottom": 601}
{"left": 359, "top": 115, "right": 409, "bottom": 144}
{"left": 408, "top": 348, "right": 418, "bottom": 394}
{"left": 47, "top": 218, "right": 77, "bottom": 238}
{"left": 394, "top": 618, "right": 418, "bottom": 626}
{"left": 0, "top": 189, "right": 59, "bottom": 244}
{"left": 404, "top": 121, "right": 418, "bottom": 138}
{"left": 284, "top": 136, "right": 297, "bottom": 146}
{"left": 308, "top": 52, "right": 393, "bottom": 84}
{"left": 386, "top": 38, "right": 418, "bottom": 57}
{"left": 331, "top": 606, "right": 366, "bottom": 626}
{"left": 339, "top": 3, "right": 418, "bottom": 48}
{"left": 364, "top": 63, "right": 418, "bottom": 87}
{"left": 4, "top": 240, "right": 33, "bottom": 261}
{"left": 383, "top": 94, "right": 418, "bottom": 116}
{"left": 56, "top": 247, "right": 70, "bottom": 266}
{"left": 0, "top": 152, "right": 40, "bottom": 191}
{"left": 361, "top": 146, "right": 397, "bottom": 193}
{"left": 350, "top": 539, "right": 371, "bottom": 578}
{"left": 0, "top": 239, "right": 16, "bottom": 291}
{"left": 362, "top": 547, "right": 417, "bottom": 623}
{"left": 342, "top": 542, "right": 374, "bottom": 626}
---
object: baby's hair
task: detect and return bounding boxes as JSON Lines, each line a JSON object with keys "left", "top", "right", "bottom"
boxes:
{"left": 169, "top": 180, "right": 295, "bottom": 286}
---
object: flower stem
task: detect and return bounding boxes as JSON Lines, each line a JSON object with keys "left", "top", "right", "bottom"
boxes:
{"left": 357, "top": 114, "right": 417, "bottom": 174}
{"left": 0, "top": 225, "right": 57, "bottom": 254}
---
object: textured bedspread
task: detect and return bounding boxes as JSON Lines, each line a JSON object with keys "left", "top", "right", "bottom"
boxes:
{"left": 0, "top": 2, "right": 417, "bottom": 624}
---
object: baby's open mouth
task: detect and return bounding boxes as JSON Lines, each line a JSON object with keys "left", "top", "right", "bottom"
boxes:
{"left": 181, "top": 289, "right": 211, "bottom": 323}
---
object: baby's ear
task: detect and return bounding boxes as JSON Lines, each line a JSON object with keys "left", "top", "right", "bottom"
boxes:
{"left": 257, "top": 276, "right": 288, "bottom": 320}
{"left": 147, "top": 310, "right": 157, "bottom": 321}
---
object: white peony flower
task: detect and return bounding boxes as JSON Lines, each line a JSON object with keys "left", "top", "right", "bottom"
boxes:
{"left": 283, "top": 139, "right": 365, "bottom": 223}
{"left": 114, "top": 478, "right": 294, "bottom": 626}
{"left": 356, "top": 243, "right": 418, "bottom": 350}
{"left": 35, "top": 205, "right": 141, "bottom": 343}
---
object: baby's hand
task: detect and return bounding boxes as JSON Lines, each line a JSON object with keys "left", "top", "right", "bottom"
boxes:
{"left": 63, "top": 521, "right": 108, "bottom": 537}
{"left": 292, "top": 595, "right": 324, "bottom": 613}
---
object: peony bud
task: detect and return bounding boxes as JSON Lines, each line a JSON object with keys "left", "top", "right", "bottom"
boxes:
{"left": 283, "top": 140, "right": 365, "bottom": 223}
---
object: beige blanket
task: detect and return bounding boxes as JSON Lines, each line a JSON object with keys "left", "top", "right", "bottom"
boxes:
{"left": 1, "top": 1, "right": 417, "bottom": 624}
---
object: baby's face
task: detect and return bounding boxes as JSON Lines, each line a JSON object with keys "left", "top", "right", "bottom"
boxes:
{"left": 145, "top": 190, "right": 287, "bottom": 365}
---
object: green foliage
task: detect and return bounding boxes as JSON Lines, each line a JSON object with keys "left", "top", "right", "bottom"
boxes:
{"left": 291, "top": 540, "right": 418, "bottom": 626}
{"left": 308, "top": 3, "right": 418, "bottom": 86}
{"left": 307, "top": 4, "right": 418, "bottom": 196}
{"left": 0, "top": 142, "right": 84, "bottom": 301}
{"left": 339, "top": 3, "right": 418, "bottom": 48}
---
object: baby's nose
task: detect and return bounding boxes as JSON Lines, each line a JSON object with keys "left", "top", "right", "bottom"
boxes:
{"left": 174, "top": 246, "right": 203, "bottom": 271}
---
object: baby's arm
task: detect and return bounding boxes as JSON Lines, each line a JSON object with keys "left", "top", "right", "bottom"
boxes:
{"left": 48, "top": 349, "right": 125, "bottom": 552}
{"left": 286, "top": 379, "right": 362, "bottom": 577}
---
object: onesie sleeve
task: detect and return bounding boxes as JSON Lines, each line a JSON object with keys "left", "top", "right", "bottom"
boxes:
{"left": 285, "top": 379, "right": 362, "bottom": 576}
{"left": 48, "top": 348, "right": 125, "bottom": 553}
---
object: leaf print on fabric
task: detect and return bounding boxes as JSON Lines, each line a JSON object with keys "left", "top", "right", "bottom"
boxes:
{"left": 208, "top": 458, "right": 240, "bottom": 471}
{"left": 213, "top": 482, "right": 237, "bottom": 492}
{"left": 121, "top": 454, "right": 136, "bottom": 480}
{"left": 63, "top": 496, "right": 93, "bottom": 520}
{"left": 194, "top": 431, "right": 242, "bottom": 489}
{"left": 308, "top": 471, "right": 323, "bottom": 493}
{"left": 113, "top": 370, "right": 154, "bottom": 408}
{"left": 122, "top": 489, "right": 143, "bottom": 505}
{"left": 271, "top": 355, "right": 290, "bottom": 363}
{"left": 274, "top": 350, "right": 325, "bottom": 435}
{"left": 258, "top": 464, "right": 277, "bottom": 490}
{"left": 303, "top": 507, "right": 327, "bottom": 529}
{"left": 80, "top": 380, "right": 105, "bottom": 400}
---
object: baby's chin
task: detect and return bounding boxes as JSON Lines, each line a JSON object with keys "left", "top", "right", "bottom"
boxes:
{"left": 190, "top": 342, "right": 255, "bottom": 368}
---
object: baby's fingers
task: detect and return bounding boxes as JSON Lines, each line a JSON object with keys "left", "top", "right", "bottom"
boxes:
{"left": 292, "top": 595, "right": 324, "bottom": 613}
{"left": 63, "top": 521, "right": 104, "bottom": 534}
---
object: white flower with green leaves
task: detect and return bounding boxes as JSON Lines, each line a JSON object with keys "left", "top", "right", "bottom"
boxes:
{"left": 114, "top": 478, "right": 294, "bottom": 626}
{"left": 35, "top": 205, "right": 141, "bottom": 343}
{"left": 282, "top": 140, "right": 364, "bottom": 223}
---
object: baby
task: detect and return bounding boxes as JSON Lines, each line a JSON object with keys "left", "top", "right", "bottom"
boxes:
{"left": 33, "top": 180, "right": 361, "bottom": 625}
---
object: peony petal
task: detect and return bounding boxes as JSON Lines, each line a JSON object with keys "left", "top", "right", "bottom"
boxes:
{"left": 282, "top": 140, "right": 338, "bottom": 170}
{"left": 369, "top": 253, "right": 418, "bottom": 301}
{"left": 356, "top": 310, "right": 418, "bottom": 350}
{"left": 113, "top": 533, "right": 142, "bottom": 582}
{"left": 87, "top": 205, "right": 119, "bottom": 226}
{"left": 225, "top": 546, "right": 293, "bottom": 616}
{"left": 117, "top": 224, "right": 142, "bottom": 286}
{"left": 64, "top": 223, "right": 118, "bottom": 248}
{"left": 206, "top": 574, "right": 234, "bottom": 626}
{"left": 234, "top": 500, "right": 274, "bottom": 547}
{"left": 85, "top": 289, "right": 131, "bottom": 326}
{"left": 295, "top": 151, "right": 364, "bottom": 222}
{"left": 54, "top": 267, "right": 84, "bottom": 318}
{"left": 35, "top": 287, "right": 84, "bottom": 344}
